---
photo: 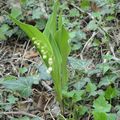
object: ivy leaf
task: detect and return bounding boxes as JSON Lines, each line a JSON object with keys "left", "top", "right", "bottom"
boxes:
{"left": 1, "top": 77, "right": 33, "bottom": 97}
{"left": 74, "top": 77, "right": 90, "bottom": 90}
{"left": 68, "top": 57, "right": 92, "bottom": 71}
{"left": 98, "top": 74, "right": 118, "bottom": 87}
{"left": 93, "top": 95, "right": 111, "bottom": 112}
{"left": 63, "top": 90, "right": 84, "bottom": 102}
{"left": 97, "top": 63, "right": 110, "bottom": 74}
{"left": 86, "top": 82, "right": 97, "bottom": 92}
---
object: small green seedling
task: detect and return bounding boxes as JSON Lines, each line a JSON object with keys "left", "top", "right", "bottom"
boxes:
{"left": 10, "top": 1, "right": 70, "bottom": 109}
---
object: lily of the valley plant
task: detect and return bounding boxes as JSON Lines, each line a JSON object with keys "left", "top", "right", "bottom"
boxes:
{"left": 10, "top": 1, "right": 71, "bottom": 108}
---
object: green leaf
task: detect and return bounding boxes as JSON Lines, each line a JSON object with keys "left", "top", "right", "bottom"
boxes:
{"left": 9, "top": 16, "right": 54, "bottom": 68}
{"left": 55, "top": 25, "right": 71, "bottom": 86}
{"left": 63, "top": 90, "right": 84, "bottom": 102}
{"left": 93, "top": 95, "right": 111, "bottom": 112}
{"left": 93, "top": 112, "right": 107, "bottom": 120}
{"left": 74, "top": 77, "right": 90, "bottom": 90}
{"left": 86, "top": 82, "right": 97, "bottom": 95}
{"left": 97, "top": 63, "right": 110, "bottom": 74}
{"left": 105, "top": 86, "right": 117, "bottom": 100}
{"left": 98, "top": 74, "right": 118, "bottom": 87}
{"left": 43, "top": 1, "right": 59, "bottom": 38}
{"left": 75, "top": 105, "right": 88, "bottom": 116}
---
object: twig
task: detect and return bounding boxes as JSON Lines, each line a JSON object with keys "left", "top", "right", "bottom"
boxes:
{"left": 109, "top": 42, "right": 116, "bottom": 58}
{"left": 41, "top": 81, "right": 52, "bottom": 91}
{"left": 80, "top": 32, "right": 97, "bottom": 59}
{"left": 44, "top": 96, "right": 53, "bottom": 111}
{"left": 48, "top": 108, "right": 56, "bottom": 120}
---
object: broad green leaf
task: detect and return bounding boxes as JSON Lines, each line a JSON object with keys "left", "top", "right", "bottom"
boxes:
{"left": 55, "top": 26, "right": 71, "bottom": 86}
{"left": 9, "top": 16, "right": 54, "bottom": 68}
{"left": 93, "top": 95, "right": 111, "bottom": 112}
